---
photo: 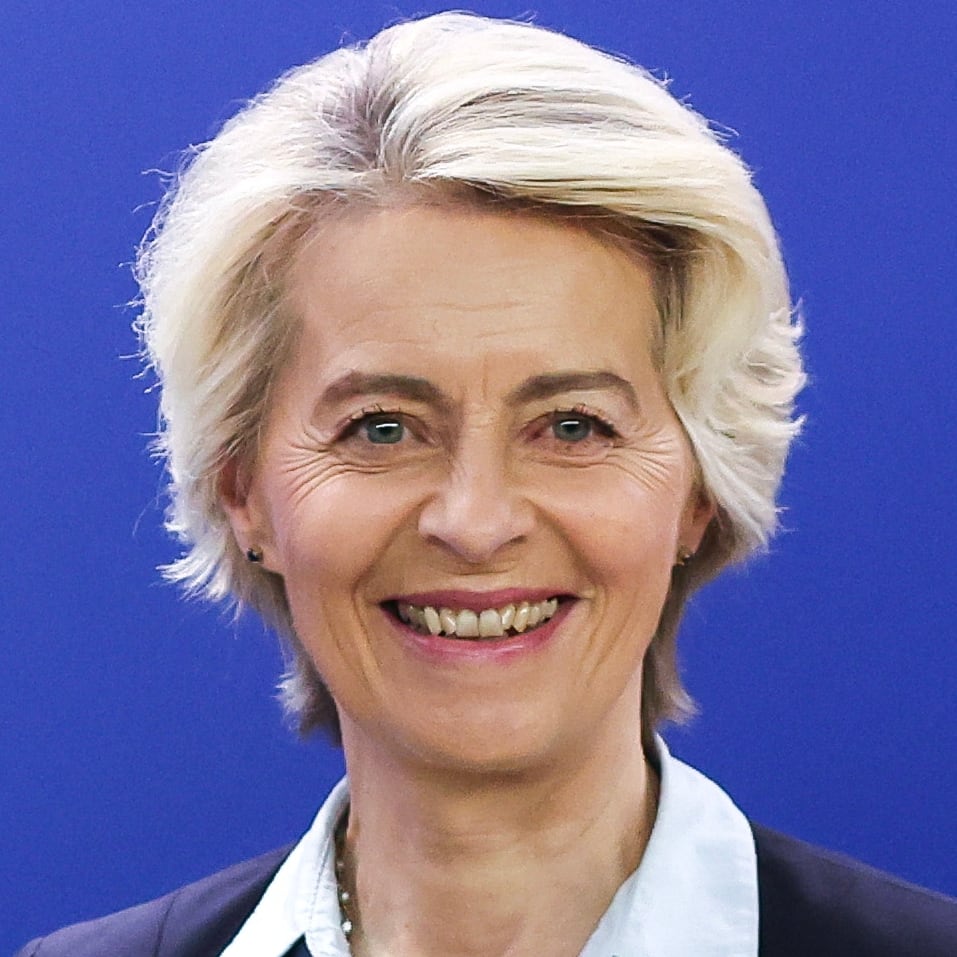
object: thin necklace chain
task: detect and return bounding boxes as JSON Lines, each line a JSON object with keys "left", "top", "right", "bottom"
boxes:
{"left": 333, "top": 810, "right": 355, "bottom": 943}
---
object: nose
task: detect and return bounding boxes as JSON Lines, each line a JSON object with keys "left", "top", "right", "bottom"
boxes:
{"left": 417, "top": 443, "right": 535, "bottom": 564}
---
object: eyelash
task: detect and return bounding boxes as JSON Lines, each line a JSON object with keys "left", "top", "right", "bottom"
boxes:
{"left": 342, "top": 404, "right": 385, "bottom": 428}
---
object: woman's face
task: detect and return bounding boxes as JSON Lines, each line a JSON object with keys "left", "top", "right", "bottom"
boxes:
{"left": 224, "top": 205, "right": 712, "bottom": 772}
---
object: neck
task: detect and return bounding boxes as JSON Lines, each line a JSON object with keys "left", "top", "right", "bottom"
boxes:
{"left": 337, "top": 700, "right": 658, "bottom": 957}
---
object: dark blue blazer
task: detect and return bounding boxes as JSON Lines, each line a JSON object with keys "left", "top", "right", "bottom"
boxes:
{"left": 16, "top": 825, "right": 957, "bottom": 956}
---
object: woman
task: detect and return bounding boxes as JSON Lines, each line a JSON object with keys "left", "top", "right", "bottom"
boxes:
{"left": 18, "top": 12, "right": 956, "bottom": 957}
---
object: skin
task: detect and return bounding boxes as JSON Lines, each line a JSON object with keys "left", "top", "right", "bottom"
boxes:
{"left": 222, "top": 204, "right": 713, "bottom": 956}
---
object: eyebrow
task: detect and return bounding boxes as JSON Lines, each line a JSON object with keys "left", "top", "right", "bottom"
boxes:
{"left": 317, "top": 369, "right": 639, "bottom": 413}
{"left": 508, "top": 371, "right": 640, "bottom": 411}
{"left": 319, "top": 372, "right": 453, "bottom": 412}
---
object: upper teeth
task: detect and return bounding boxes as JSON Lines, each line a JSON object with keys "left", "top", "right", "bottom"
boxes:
{"left": 397, "top": 598, "right": 560, "bottom": 639}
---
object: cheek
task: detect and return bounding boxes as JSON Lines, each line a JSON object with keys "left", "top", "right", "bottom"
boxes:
{"left": 572, "top": 514, "right": 678, "bottom": 610}
{"left": 543, "top": 466, "right": 687, "bottom": 575}
{"left": 265, "top": 468, "right": 430, "bottom": 608}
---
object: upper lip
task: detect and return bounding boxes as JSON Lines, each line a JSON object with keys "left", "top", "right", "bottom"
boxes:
{"left": 383, "top": 588, "right": 572, "bottom": 610}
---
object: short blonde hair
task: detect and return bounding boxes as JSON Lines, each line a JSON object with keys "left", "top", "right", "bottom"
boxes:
{"left": 136, "top": 12, "right": 804, "bottom": 746}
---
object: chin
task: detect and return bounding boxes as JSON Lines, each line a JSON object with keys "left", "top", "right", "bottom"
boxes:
{"left": 354, "top": 703, "right": 596, "bottom": 780}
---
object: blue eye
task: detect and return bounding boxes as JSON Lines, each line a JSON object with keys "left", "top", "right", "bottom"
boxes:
{"left": 552, "top": 416, "right": 593, "bottom": 442}
{"left": 364, "top": 416, "right": 405, "bottom": 444}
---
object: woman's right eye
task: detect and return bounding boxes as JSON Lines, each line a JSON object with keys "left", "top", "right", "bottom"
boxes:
{"left": 338, "top": 410, "right": 412, "bottom": 446}
{"left": 362, "top": 415, "right": 405, "bottom": 444}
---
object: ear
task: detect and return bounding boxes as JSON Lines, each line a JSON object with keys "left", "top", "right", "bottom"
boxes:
{"left": 678, "top": 486, "right": 716, "bottom": 558}
{"left": 219, "top": 457, "right": 278, "bottom": 571}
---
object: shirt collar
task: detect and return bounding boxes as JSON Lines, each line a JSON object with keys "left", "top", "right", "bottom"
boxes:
{"left": 580, "top": 739, "right": 758, "bottom": 956}
{"left": 220, "top": 778, "right": 349, "bottom": 957}
{"left": 222, "top": 738, "right": 757, "bottom": 957}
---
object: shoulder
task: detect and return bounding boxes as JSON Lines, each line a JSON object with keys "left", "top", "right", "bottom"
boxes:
{"left": 753, "top": 823, "right": 957, "bottom": 957}
{"left": 15, "top": 845, "right": 292, "bottom": 957}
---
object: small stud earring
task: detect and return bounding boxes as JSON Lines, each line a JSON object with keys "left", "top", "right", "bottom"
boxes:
{"left": 675, "top": 546, "right": 694, "bottom": 567}
{"left": 245, "top": 547, "right": 264, "bottom": 564}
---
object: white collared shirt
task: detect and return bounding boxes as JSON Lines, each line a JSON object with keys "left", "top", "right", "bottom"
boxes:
{"left": 221, "top": 739, "right": 758, "bottom": 956}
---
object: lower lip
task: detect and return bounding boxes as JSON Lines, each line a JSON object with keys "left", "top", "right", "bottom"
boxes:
{"left": 384, "top": 600, "right": 575, "bottom": 664}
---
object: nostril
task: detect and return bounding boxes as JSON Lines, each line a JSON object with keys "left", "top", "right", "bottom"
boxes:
{"left": 417, "top": 503, "right": 534, "bottom": 564}
{"left": 416, "top": 467, "right": 535, "bottom": 563}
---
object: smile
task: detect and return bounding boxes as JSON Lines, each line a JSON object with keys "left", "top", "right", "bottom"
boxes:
{"left": 395, "top": 598, "right": 561, "bottom": 639}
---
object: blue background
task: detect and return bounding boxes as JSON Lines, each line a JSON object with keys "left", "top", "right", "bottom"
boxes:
{"left": 3, "top": 1, "right": 955, "bottom": 949}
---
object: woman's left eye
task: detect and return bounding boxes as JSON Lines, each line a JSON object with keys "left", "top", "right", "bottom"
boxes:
{"left": 552, "top": 415, "right": 594, "bottom": 442}
{"left": 547, "top": 410, "right": 617, "bottom": 444}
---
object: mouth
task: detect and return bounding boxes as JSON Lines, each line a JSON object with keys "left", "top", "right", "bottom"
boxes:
{"left": 384, "top": 596, "right": 566, "bottom": 640}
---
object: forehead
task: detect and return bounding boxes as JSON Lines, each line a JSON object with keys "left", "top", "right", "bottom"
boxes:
{"left": 285, "top": 203, "right": 661, "bottom": 387}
